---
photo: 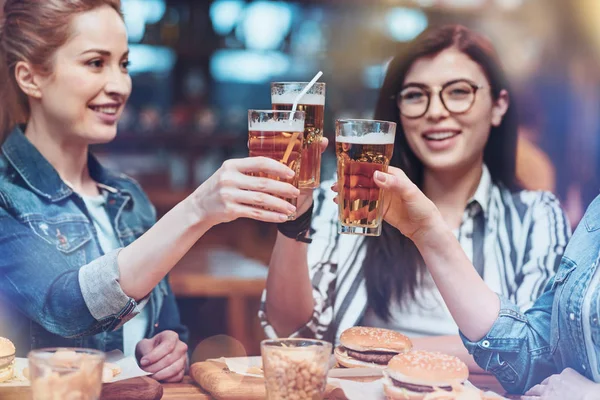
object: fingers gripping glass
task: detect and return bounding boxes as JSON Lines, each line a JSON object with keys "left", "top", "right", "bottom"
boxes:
{"left": 395, "top": 79, "right": 484, "bottom": 119}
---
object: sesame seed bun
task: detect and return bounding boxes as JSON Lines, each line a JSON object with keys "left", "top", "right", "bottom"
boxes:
{"left": 340, "top": 327, "right": 413, "bottom": 353}
{"left": 385, "top": 351, "right": 468, "bottom": 389}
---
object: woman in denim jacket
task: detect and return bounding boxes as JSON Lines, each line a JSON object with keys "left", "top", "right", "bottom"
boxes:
{"left": 0, "top": 0, "right": 299, "bottom": 383}
{"left": 368, "top": 166, "right": 600, "bottom": 399}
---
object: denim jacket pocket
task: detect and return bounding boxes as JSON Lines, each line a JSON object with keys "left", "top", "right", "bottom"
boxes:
{"left": 550, "top": 258, "right": 577, "bottom": 292}
{"left": 26, "top": 216, "right": 92, "bottom": 254}
{"left": 550, "top": 258, "right": 577, "bottom": 353}
{"left": 488, "top": 353, "right": 520, "bottom": 384}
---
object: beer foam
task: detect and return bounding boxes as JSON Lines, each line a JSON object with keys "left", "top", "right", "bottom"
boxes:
{"left": 272, "top": 93, "right": 325, "bottom": 106}
{"left": 249, "top": 120, "right": 305, "bottom": 132}
{"left": 336, "top": 132, "right": 395, "bottom": 145}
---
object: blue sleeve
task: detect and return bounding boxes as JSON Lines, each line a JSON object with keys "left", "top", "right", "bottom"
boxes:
{"left": 460, "top": 266, "right": 569, "bottom": 394}
{"left": 0, "top": 207, "right": 140, "bottom": 338}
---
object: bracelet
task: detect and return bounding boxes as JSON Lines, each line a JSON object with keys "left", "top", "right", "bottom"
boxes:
{"left": 277, "top": 202, "right": 314, "bottom": 243}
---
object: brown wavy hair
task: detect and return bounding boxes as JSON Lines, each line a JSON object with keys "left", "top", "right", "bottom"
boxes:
{"left": 0, "top": 0, "right": 123, "bottom": 140}
{"left": 364, "top": 25, "right": 519, "bottom": 321}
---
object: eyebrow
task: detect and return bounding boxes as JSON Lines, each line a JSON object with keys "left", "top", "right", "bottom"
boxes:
{"left": 79, "top": 49, "right": 130, "bottom": 57}
{"left": 401, "top": 82, "right": 429, "bottom": 89}
{"left": 401, "top": 78, "right": 478, "bottom": 89}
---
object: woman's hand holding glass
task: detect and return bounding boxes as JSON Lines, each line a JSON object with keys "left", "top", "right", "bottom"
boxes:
{"left": 373, "top": 167, "right": 443, "bottom": 241}
{"left": 332, "top": 166, "right": 442, "bottom": 242}
{"left": 191, "top": 157, "right": 301, "bottom": 226}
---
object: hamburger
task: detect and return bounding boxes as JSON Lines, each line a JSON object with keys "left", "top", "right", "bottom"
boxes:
{"left": 383, "top": 351, "right": 469, "bottom": 400}
{"left": 334, "top": 326, "right": 412, "bottom": 369}
{"left": 0, "top": 337, "right": 15, "bottom": 383}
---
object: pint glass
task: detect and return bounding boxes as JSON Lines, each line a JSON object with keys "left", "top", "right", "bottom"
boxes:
{"left": 271, "top": 82, "right": 325, "bottom": 189}
{"left": 336, "top": 119, "right": 396, "bottom": 236}
{"left": 248, "top": 110, "right": 305, "bottom": 218}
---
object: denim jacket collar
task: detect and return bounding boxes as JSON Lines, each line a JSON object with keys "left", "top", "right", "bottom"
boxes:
{"left": 1, "top": 126, "right": 125, "bottom": 202}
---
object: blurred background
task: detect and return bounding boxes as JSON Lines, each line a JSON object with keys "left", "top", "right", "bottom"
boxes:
{"left": 14, "top": 0, "right": 600, "bottom": 357}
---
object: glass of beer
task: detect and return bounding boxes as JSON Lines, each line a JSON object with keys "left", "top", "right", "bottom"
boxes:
{"left": 336, "top": 119, "right": 396, "bottom": 236}
{"left": 271, "top": 82, "right": 325, "bottom": 189}
{"left": 248, "top": 110, "right": 305, "bottom": 219}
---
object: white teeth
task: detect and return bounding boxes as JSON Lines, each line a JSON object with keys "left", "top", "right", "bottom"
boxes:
{"left": 91, "top": 106, "right": 118, "bottom": 115}
{"left": 424, "top": 131, "right": 457, "bottom": 141}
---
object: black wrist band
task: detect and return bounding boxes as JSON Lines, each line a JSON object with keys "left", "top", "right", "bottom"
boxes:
{"left": 277, "top": 202, "right": 314, "bottom": 243}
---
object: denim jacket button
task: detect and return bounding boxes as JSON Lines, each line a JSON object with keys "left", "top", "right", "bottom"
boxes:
{"left": 482, "top": 340, "right": 490, "bottom": 348}
{"left": 570, "top": 313, "right": 576, "bottom": 321}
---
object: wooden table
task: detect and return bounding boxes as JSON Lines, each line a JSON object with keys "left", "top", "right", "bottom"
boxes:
{"left": 169, "top": 246, "right": 268, "bottom": 354}
{"left": 162, "top": 374, "right": 515, "bottom": 399}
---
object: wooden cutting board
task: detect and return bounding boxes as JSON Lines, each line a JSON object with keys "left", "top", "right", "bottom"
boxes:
{"left": 190, "top": 360, "right": 351, "bottom": 400}
{"left": 101, "top": 376, "right": 163, "bottom": 400}
{"left": 0, "top": 376, "right": 163, "bottom": 400}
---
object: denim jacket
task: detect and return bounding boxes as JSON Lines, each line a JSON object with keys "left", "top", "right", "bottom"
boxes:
{"left": 461, "top": 193, "right": 600, "bottom": 393}
{"left": 0, "top": 127, "right": 188, "bottom": 356}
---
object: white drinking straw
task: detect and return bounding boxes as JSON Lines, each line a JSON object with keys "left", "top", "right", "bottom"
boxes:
{"left": 289, "top": 70, "right": 323, "bottom": 120}
{"left": 281, "top": 71, "right": 323, "bottom": 164}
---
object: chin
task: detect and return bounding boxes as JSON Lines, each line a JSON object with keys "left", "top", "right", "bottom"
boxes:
{"left": 85, "top": 127, "right": 119, "bottom": 145}
{"left": 421, "top": 158, "right": 464, "bottom": 172}
{"left": 422, "top": 153, "right": 481, "bottom": 174}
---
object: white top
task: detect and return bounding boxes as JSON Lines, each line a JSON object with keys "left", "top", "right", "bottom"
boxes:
{"left": 361, "top": 229, "right": 464, "bottom": 336}
{"left": 582, "top": 260, "right": 600, "bottom": 381}
{"left": 82, "top": 192, "right": 149, "bottom": 357}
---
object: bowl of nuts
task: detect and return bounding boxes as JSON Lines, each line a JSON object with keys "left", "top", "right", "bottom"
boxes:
{"left": 261, "top": 338, "right": 333, "bottom": 400}
{"left": 27, "top": 348, "right": 105, "bottom": 400}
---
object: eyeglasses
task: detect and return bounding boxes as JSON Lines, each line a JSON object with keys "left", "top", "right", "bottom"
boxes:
{"left": 394, "top": 79, "right": 484, "bottom": 119}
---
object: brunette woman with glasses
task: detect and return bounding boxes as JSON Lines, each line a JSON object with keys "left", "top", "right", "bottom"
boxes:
{"left": 261, "top": 25, "right": 570, "bottom": 373}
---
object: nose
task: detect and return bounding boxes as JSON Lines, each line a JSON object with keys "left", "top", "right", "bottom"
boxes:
{"left": 426, "top": 91, "right": 449, "bottom": 121}
{"left": 104, "top": 67, "right": 131, "bottom": 99}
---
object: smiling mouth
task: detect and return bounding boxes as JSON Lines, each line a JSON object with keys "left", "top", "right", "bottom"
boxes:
{"left": 89, "top": 105, "right": 119, "bottom": 115}
{"left": 423, "top": 131, "right": 460, "bottom": 141}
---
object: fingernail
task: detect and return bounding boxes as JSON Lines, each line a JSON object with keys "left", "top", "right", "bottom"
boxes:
{"left": 279, "top": 214, "right": 288, "bottom": 222}
{"left": 141, "top": 358, "right": 149, "bottom": 367}
{"left": 293, "top": 189, "right": 300, "bottom": 198}
{"left": 287, "top": 170, "right": 295, "bottom": 178}
{"left": 374, "top": 171, "right": 386, "bottom": 183}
